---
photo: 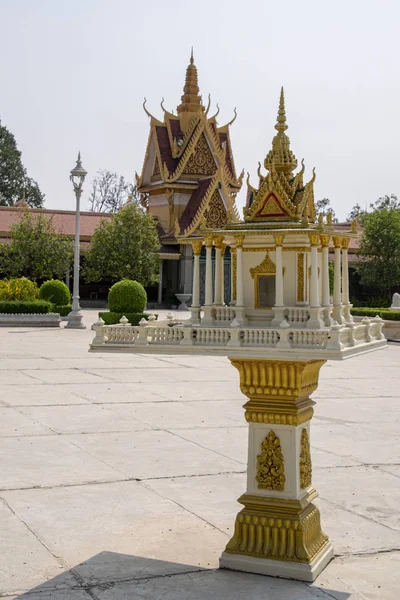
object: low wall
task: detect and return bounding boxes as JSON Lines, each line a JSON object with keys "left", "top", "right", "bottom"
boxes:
{"left": 354, "top": 316, "right": 400, "bottom": 341}
{"left": 0, "top": 313, "right": 61, "bottom": 327}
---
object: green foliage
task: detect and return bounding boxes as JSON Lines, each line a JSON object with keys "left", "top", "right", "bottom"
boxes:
{"left": 356, "top": 204, "right": 400, "bottom": 296}
{"left": 0, "top": 277, "right": 39, "bottom": 301}
{"left": 39, "top": 280, "right": 71, "bottom": 305}
{"left": 83, "top": 204, "right": 160, "bottom": 285}
{"left": 53, "top": 304, "right": 71, "bottom": 317}
{"left": 0, "top": 300, "right": 52, "bottom": 314}
{"left": 315, "top": 198, "right": 338, "bottom": 223}
{"left": 7, "top": 211, "right": 73, "bottom": 281}
{"left": 350, "top": 295, "right": 391, "bottom": 308}
{"left": 108, "top": 279, "right": 147, "bottom": 313}
{"left": 99, "top": 311, "right": 152, "bottom": 325}
{"left": 0, "top": 119, "right": 44, "bottom": 207}
{"left": 351, "top": 307, "right": 400, "bottom": 321}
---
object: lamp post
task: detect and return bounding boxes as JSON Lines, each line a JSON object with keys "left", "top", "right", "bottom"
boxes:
{"left": 66, "top": 152, "right": 87, "bottom": 329}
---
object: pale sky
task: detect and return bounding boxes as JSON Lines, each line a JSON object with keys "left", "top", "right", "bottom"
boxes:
{"left": 1, "top": 0, "right": 399, "bottom": 220}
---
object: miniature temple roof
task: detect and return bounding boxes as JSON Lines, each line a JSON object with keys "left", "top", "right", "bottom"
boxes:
{"left": 244, "top": 88, "right": 316, "bottom": 224}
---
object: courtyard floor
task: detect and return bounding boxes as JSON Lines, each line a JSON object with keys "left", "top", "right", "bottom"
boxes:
{"left": 0, "top": 309, "right": 399, "bottom": 599}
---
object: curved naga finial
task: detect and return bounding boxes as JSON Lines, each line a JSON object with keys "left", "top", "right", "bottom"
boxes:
{"left": 224, "top": 107, "right": 237, "bottom": 128}
{"left": 210, "top": 103, "right": 220, "bottom": 120}
{"left": 143, "top": 97, "right": 157, "bottom": 120}
{"left": 257, "top": 161, "right": 264, "bottom": 180}
{"left": 299, "top": 158, "right": 305, "bottom": 177}
{"left": 205, "top": 93, "right": 211, "bottom": 115}
{"left": 309, "top": 167, "right": 316, "bottom": 185}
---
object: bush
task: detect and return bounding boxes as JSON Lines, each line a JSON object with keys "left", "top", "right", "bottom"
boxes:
{"left": 108, "top": 280, "right": 147, "bottom": 313}
{"left": 0, "top": 278, "right": 39, "bottom": 301}
{"left": 0, "top": 300, "right": 52, "bottom": 314}
{"left": 351, "top": 308, "right": 400, "bottom": 321}
{"left": 98, "top": 312, "right": 154, "bottom": 326}
{"left": 53, "top": 304, "right": 71, "bottom": 317}
{"left": 39, "top": 280, "right": 71, "bottom": 305}
{"left": 350, "top": 296, "right": 391, "bottom": 308}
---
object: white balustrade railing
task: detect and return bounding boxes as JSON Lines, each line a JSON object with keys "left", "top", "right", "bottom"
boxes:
{"left": 193, "top": 328, "right": 231, "bottom": 345}
{"left": 241, "top": 329, "right": 279, "bottom": 347}
{"left": 285, "top": 307, "right": 310, "bottom": 325}
{"left": 148, "top": 327, "right": 184, "bottom": 344}
{"left": 104, "top": 325, "right": 139, "bottom": 345}
{"left": 212, "top": 306, "right": 236, "bottom": 323}
{"left": 289, "top": 330, "right": 329, "bottom": 349}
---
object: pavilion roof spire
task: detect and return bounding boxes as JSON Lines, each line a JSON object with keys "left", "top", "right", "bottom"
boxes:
{"left": 176, "top": 49, "right": 204, "bottom": 118}
{"left": 264, "top": 87, "right": 297, "bottom": 174}
{"left": 275, "top": 86, "right": 288, "bottom": 133}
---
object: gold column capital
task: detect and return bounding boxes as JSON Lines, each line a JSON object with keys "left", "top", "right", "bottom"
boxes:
{"left": 204, "top": 234, "right": 213, "bottom": 248}
{"left": 341, "top": 237, "right": 350, "bottom": 250}
{"left": 234, "top": 234, "right": 245, "bottom": 249}
{"left": 320, "top": 234, "right": 330, "bottom": 247}
{"left": 230, "top": 246, "right": 237, "bottom": 255}
{"left": 274, "top": 233, "right": 285, "bottom": 247}
{"left": 191, "top": 239, "right": 203, "bottom": 256}
{"left": 332, "top": 236, "right": 342, "bottom": 249}
{"left": 213, "top": 235, "right": 225, "bottom": 250}
{"left": 309, "top": 233, "right": 320, "bottom": 247}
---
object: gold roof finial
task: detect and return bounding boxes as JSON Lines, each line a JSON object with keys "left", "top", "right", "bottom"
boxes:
{"left": 264, "top": 87, "right": 297, "bottom": 174}
{"left": 275, "top": 86, "right": 288, "bottom": 133}
{"left": 177, "top": 50, "right": 204, "bottom": 117}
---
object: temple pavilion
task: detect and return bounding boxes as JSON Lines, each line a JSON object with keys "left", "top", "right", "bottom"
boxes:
{"left": 136, "top": 51, "right": 242, "bottom": 304}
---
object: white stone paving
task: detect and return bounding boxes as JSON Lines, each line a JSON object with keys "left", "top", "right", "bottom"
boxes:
{"left": 0, "top": 309, "right": 399, "bottom": 599}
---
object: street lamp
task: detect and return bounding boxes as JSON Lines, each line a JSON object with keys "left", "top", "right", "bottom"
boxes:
{"left": 66, "top": 152, "right": 87, "bottom": 329}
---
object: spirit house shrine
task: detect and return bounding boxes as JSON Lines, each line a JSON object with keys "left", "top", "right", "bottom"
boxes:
{"left": 91, "top": 82, "right": 385, "bottom": 582}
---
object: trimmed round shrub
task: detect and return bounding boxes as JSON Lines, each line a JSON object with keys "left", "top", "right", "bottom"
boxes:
{"left": 39, "top": 280, "right": 71, "bottom": 306}
{"left": 108, "top": 280, "right": 147, "bottom": 313}
{"left": 0, "top": 277, "right": 39, "bottom": 301}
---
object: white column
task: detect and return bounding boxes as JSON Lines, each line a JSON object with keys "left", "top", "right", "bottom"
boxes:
{"left": 191, "top": 242, "right": 202, "bottom": 307}
{"left": 236, "top": 243, "right": 244, "bottom": 306}
{"left": 230, "top": 248, "right": 236, "bottom": 305}
{"left": 205, "top": 237, "right": 213, "bottom": 306}
{"left": 332, "top": 236, "right": 344, "bottom": 324}
{"left": 214, "top": 237, "right": 223, "bottom": 305}
{"left": 274, "top": 235, "right": 284, "bottom": 307}
{"left": 320, "top": 237, "right": 330, "bottom": 307}
{"left": 221, "top": 244, "right": 225, "bottom": 305}
{"left": 341, "top": 238, "right": 353, "bottom": 323}
{"left": 157, "top": 260, "right": 163, "bottom": 304}
{"left": 306, "top": 234, "right": 324, "bottom": 329}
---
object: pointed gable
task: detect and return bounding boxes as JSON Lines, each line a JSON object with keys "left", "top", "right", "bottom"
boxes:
{"left": 256, "top": 193, "right": 290, "bottom": 219}
{"left": 184, "top": 133, "right": 216, "bottom": 176}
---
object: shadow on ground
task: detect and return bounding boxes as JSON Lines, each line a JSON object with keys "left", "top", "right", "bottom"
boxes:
{"left": 13, "top": 552, "right": 351, "bottom": 600}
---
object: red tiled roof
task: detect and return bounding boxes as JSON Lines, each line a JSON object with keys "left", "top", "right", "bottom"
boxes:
{"left": 177, "top": 178, "right": 213, "bottom": 235}
{"left": 155, "top": 126, "right": 178, "bottom": 172}
{"left": 0, "top": 207, "right": 112, "bottom": 239}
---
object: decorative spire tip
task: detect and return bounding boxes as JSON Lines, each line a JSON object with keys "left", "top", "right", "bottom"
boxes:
{"left": 190, "top": 47, "right": 194, "bottom": 64}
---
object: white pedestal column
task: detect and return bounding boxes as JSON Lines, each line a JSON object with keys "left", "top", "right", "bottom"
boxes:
{"left": 220, "top": 358, "right": 334, "bottom": 582}
{"left": 221, "top": 244, "right": 225, "bottom": 306}
{"left": 307, "top": 234, "right": 324, "bottom": 329}
{"left": 341, "top": 237, "right": 353, "bottom": 323}
{"left": 332, "top": 236, "right": 344, "bottom": 324}
{"left": 190, "top": 240, "right": 202, "bottom": 324}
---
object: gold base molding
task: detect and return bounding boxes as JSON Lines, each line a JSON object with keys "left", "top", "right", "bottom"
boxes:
{"left": 225, "top": 492, "right": 329, "bottom": 564}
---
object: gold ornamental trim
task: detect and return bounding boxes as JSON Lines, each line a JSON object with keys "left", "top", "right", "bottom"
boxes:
{"left": 250, "top": 253, "right": 277, "bottom": 278}
{"left": 245, "top": 408, "right": 314, "bottom": 426}
{"left": 341, "top": 237, "right": 350, "bottom": 250}
{"left": 191, "top": 240, "right": 203, "bottom": 256}
{"left": 225, "top": 493, "right": 330, "bottom": 564}
{"left": 300, "top": 429, "right": 312, "bottom": 489}
{"left": 256, "top": 430, "right": 286, "bottom": 491}
{"left": 332, "top": 236, "right": 342, "bottom": 249}
{"left": 297, "top": 252, "right": 305, "bottom": 303}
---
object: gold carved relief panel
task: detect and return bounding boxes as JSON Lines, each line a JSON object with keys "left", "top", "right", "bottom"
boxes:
{"left": 256, "top": 430, "right": 286, "bottom": 491}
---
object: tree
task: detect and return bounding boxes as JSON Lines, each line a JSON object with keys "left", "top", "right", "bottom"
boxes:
{"left": 315, "top": 198, "right": 338, "bottom": 222}
{"left": 7, "top": 211, "right": 73, "bottom": 280}
{"left": 83, "top": 203, "right": 160, "bottom": 284}
{"left": 346, "top": 203, "right": 366, "bottom": 223}
{"left": 356, "top": 202, "right": 400, "bottom": 297}
{"left": 89, "top": 169, "right": 139, "bottom": 213}
{"left": 0, "top": 118, "right": 44, "bottom": 207}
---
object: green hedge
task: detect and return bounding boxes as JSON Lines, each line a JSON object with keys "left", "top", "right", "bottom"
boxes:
{"left": 0, "top": 300, "right": 52, "bottom": 314}
{"left": 99, "top": 311, "right": 155, "bottom": 325}
{"left": 53, "top": 304, "right": 71, "bottom": 317}
{"left": 108, "top": 280, "right": 147, "bottom": 313}
{"left": 351, "top": 308, "right": 400, "bottom": 321}
{"left": 39, "top": 280, "right": 71, "bottom": 306}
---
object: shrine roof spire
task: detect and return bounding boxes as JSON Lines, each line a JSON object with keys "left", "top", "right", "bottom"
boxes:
{"left": 176, "top": 49, "right": 204, "bottom": 118}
